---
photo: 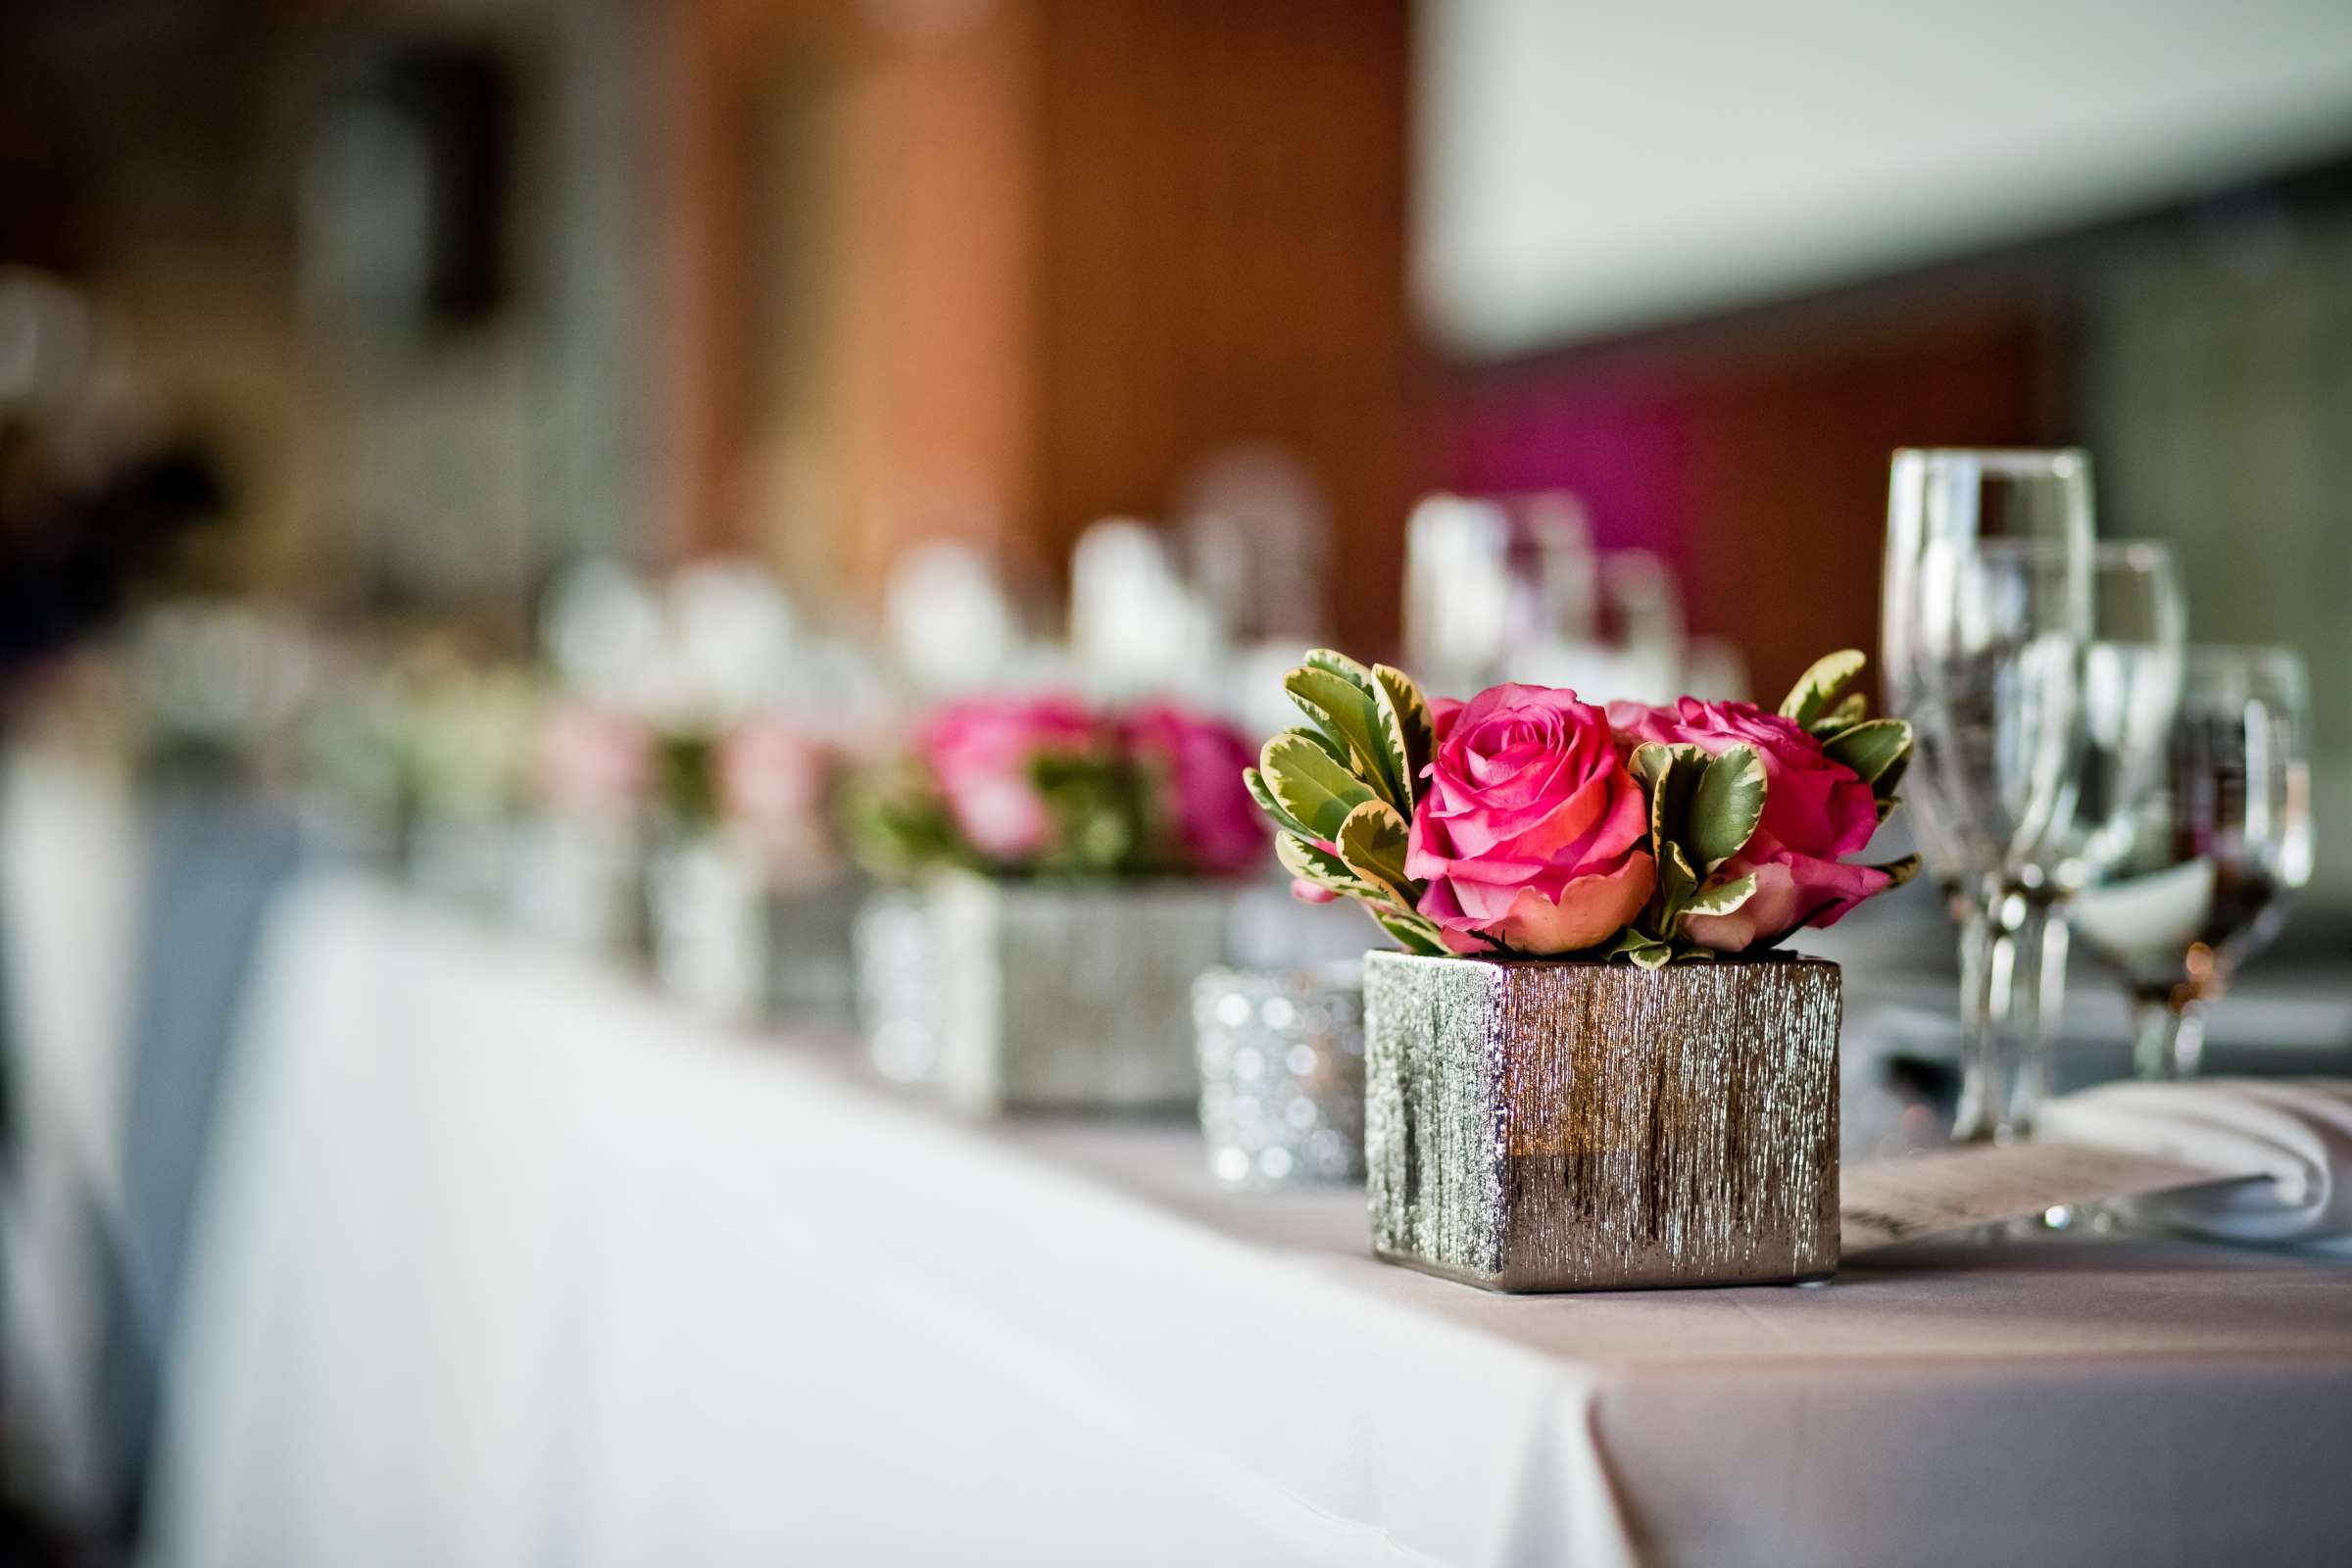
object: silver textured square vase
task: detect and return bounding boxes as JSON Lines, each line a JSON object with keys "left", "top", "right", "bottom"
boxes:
{"left": 650, "top": 834, "right": 860, "bottom": 1029}
{"left": 878, "top": 876, "right": 1234, "bottom": 1116}
{"left": 1362, "top": 950, "right": 1840, "bottom": 1292}
{"left": 1193, "top": 965, "right": 1366, "bottom": 1189}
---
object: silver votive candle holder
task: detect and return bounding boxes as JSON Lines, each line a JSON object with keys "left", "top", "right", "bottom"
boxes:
{"left": 1193, "top": 963, "right": 1366, "bottom": 1190}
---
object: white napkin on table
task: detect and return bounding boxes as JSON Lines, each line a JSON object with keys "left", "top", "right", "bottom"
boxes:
{"left": 2036, "top": 1078, "right": 2352, "bottom": 1250}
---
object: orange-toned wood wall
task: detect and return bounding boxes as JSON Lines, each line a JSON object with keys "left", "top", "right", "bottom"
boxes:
{"left": 653, "top": 0, "right": 1423, "bottom": 649}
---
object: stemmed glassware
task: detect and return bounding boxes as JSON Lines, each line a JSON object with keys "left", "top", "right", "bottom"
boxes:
{"left": 1884, "top": 451, "right": 2093, "bottom": 1142}
{"left": 2070, "top": 647, "right": 2315, "bottom": 1079}
{"left": 1994, "top": 542, "right": 2186, "bottom": 1107}
{"left": 1895, "top": 535, "right": 2185, "bottom": 1139}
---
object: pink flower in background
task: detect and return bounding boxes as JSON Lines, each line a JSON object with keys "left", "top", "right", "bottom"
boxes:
{"left": 918, "top": 695, "right": 1102, "bottom": 862}
{"left": 1607, "top": 697, "right": 1887, "bottom": 953}
{"left": 1121, "top": 703, "right": 1265, "bottom": 875}
{"left": 537, "top": 702, "right": 653, "bottom": 815}
{"left": 1406, "top": 683, "right": 1655, "bottom": 955}
{"left": 718, "top": 715, "right": 838, "bottom": 882}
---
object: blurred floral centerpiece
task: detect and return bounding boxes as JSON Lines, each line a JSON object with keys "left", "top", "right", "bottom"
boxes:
{"left": 647, "top": 710, "right": 859, "bottom": 1026}
{"left": 1245, "top": 649, "right": 1913, "bottom": 1293}
{"left": 845, "top": 695, "right": 1264, "bottom": 1114}
{"left": 528, "top": 695, "right": 858, "bottom": 1021}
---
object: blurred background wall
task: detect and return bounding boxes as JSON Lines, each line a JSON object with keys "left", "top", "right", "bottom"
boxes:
{"left": 5, "top": 0, "right": 2349, "bottom": 897}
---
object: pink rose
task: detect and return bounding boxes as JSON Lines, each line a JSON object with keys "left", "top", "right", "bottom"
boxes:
{"left": 538, "top": 702, "right": 653, "bottom": 815}
{"left": 1606, "top": 697, "right": 1888, "bottom": 953}
{"left": 1406, "top": 684, "right": 1656, "bottom": 956}
{"left": 917, "top": 695, "right": 1102, "bottom": 862}
{"left": 718, "top": 715, "right": 838, "bottom": 882}
{"left": 1121, "top": 703, "right": 1266, "bottom": 876}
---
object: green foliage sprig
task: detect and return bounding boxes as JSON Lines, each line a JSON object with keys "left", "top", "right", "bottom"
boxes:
{"left": 1244, "top": 650, "right": 1451, "bottom": 956}
{"left": 1600, "top": 653, "right": 1917, "bottom": 968}
{"left": 840, "top": 748, "right": 1171, "bottom": 881}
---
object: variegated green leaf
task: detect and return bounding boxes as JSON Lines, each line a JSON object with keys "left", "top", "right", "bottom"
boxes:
{"left": 1285, "top": 664, "right": 1403, "bottom": 808}
{"left": 1871, "top": 749, "right": 1909, "bottom": 803}
{"left": 1596, "top": 927, "right": 1672, "bottom": 967}
{"left": 1780, "top": 649, "right": 1867, "bottom": 730}
{"left": 1274, "top": 830, "right": 1384, "bottom": 901}
{"left": 1243, "top": 766, "right": 1315, "bottom": 842}
{"left": 1367, "top": 669, "right": 1423, "bottom": 813}
{"left": 1685, "top": 870, "right": 1759, "bottom": 918}
{"left": 1372, "top": 663, "right": 1435, "bottom": 797}
{"left": 1259, "top": 732, "right": 1373, "bottom": 842}
{"left": 1281, "top": 725, "right": 1350, "bottom": 768}
{"left": 1869, "top": 854, "right": 1922, "bottom": 891}
{"left": 1335, "top": 799, "right": 1414, "bottom": 901}
{"left": 1373, "top": 909, "right": 1451, "bottom": 956}
{"left": 1688, "top": 743, "right": 1766, "bottom": 871}
{"left": 1654, "top": 839, "right": 1698, "bottom": 934}
{"left": 1822, "top": 717, "right": 1912, "bottom": 787}
{"left": 1631, "top": 741, "right": 1706, "bottom": 858}
{"left": 1302, "top": 647, "right": 1380, "bottom": 696}
{"left": 1811, "top": 692, "right": 1868, "bottom": 737}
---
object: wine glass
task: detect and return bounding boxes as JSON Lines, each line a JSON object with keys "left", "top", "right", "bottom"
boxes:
{"left": 1884, "top": 451, "right": 2092, "bottom": 1142}
{"left": 1998, "top": 542, "right": 2185, "bottom": 1116}
{"left": 2069, "top": 647, "right": 2315, "bottom": 1079}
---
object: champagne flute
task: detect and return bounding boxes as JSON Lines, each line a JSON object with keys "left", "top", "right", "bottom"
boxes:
{"left": 1884, "top": 451, "right": 2092, "bottom": 1142}
{"left": 1904, "top": 538, "right": 2090, "bottom": 1138}
{"left": 2069, "top": 647, "right": 2315, "bottom": 1078}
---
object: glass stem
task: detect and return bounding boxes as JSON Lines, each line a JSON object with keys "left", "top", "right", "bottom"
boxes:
{"left": 1953, "top": 886, "right": 2061, "bottom": 1143}
{"left": 2132, "top": 995, "right": 2209, "bottom": 1080}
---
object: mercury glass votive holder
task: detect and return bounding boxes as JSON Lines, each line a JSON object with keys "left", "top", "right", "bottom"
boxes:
{"left": 1363, "top": 950, "right": 1841, "bottom": 1292}
{"left": 855, "top": 888, "right": 949, "bottom": 1086}
{"left": 1192, "top": 965, "right": 1366, "bottom": 1189}
{"left": 857, "top": 875, "right": 1232, "bottom": 1115}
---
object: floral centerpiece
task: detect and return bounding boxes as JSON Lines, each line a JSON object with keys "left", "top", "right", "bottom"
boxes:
{"left": 1246, "top": 647, "right": 1913, "bottom": 963}
{"left": 843, "top": 695, "right": 1265, "bottom": 1114}
{"left": 843, "top": 695, "right": 1264, "bottom": 881}
{"left": 1245, "top": 648, "right": 1914, "bottom": 1291}
{"left": 532, "top": 699, "right": 856, "bottom": 1017}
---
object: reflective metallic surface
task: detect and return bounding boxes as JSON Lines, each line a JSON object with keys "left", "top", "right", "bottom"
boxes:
{"left": 1363, "top": 951, "right": 1841, "bottom": 1292}
{"left": 860, "top": 877, "right": 1231, "bottom": 1115}
{"left": 1192, "top": 964, "right": 1366, "bottom": 1189}
{"left": 651, "top": 834, "right": 860, "bottom": 1029}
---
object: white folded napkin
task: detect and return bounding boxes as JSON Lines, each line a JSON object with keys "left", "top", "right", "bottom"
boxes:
{"left": 2036, "top": 1078, "right": 2352, "bottom": 1250}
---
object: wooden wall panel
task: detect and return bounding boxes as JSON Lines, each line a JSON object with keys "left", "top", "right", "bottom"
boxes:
{"left": 1029, "top": 0, "right": 1421, "bottom": 652}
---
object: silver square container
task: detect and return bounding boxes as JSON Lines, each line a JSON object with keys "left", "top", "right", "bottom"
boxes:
{"left": 509, "top": 812, "right": 647, "bottom": 958}
{"left": 649, "top": 832, "right": 859, "bottom": 1029}
{"left": 857, "top": 875, "right": 1232, "bottom": 1115}
{"left": 1363, "top": 950, "right": 1840, "bottom": 1292}
{"left": 1192, "top": 965, "right": 1366, "bottom": 1189}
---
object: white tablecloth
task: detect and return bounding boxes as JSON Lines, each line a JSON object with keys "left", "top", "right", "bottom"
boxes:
{"left": 147, "top": 874, "right": 2352, "bottom": 1567}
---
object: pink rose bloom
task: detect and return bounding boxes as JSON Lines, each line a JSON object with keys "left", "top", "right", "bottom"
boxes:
{"left": 1406, "top": 684, "right": 1656, "bottom": 956}
{"left": 917, "top": 695, "right": 1102, "bottom": 862}
{"left": 537, "top": 702, "right": 653, "bottom": 815}
{"left": 1120, "top": 703, "right": 1265, "bottom": 876}
{"left": 1607, "top": 697, "right": 1888, "bottom": 953}
{"left": 718, "top": 715, "right": 838, "bottom": 882}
